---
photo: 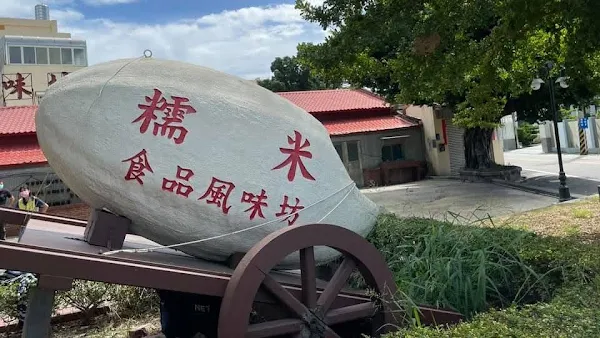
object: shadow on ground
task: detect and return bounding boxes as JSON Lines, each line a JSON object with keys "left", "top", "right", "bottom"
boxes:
{"left": 521, "top": 174, "right": 600, "bottom": 197}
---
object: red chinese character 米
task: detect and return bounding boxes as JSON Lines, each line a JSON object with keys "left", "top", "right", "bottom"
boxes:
{"left": 198, "top": 177, "right": 236, "bottom": 214}
{"left": 272, "top": 130, "right": 315, "bottom": 182}
{"left": 122, "top": 149, "right": 154, "bottom": 185}
{"left": 2, "top": 73, "right": 32, "bottom": 99}
{"left": 275, "top": 195, "right": 304, "bottom": 226}
{"left": 162, "top": 166, "right": 195, "bottom": 198}
{"left": 132, "top": 88, "right": 197, "bottom": 145}
{"left": 241, "top": 189, "right": 268, "bottom": 220}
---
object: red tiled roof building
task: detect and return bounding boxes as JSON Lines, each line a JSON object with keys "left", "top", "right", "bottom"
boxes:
{"left": 0, "top": 88, "right": 426, "bottom": 189}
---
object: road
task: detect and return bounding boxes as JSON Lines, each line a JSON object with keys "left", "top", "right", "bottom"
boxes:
{"left": 363, "top": 179, "right": 556, "bottom": 221}
{"left": 504, "top": 145, "right": 600, "bottom": 197}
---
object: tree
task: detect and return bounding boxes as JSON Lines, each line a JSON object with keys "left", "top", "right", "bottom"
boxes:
{"left": 256, "top": 55, "right": 340, "bottom": 92}
{"left": 296, "top": 0, "right": 600, "bottom": 169}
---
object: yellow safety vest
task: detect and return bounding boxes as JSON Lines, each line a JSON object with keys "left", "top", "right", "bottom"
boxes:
{"left": 18, "top": 198, "right": 37, "bottom": 211}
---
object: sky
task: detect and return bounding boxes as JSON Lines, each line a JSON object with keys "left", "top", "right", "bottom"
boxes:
{"left": 0, "top": 0, "right": 328, "bottom": 79}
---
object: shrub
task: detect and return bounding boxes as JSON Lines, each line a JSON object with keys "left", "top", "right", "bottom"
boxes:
{"left": 0, "top": 282, "right": 20, "bottom": 322}
{"left": 57, "top": 281, "right": 160, "bottom": 324}
{"left": 368, "top": 214, "right": 547, "bottom": 317}
{"left": 57, "top": 280, "right": 114, "bottom": 324}
{"left": 108, "top": 285, "right": 159, "bottom": 317}
{"left": 517, "top": 122, "right": 538, "bottom": 146}
{"left": 368, "top": 214, "right": 600, "bottom": 318}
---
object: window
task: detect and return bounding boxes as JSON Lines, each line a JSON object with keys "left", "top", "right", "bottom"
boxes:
{"left": 23, "top": 47, "right": 35, "bottom": 64}
{"left": 49, "top": 48, "right": 61, "bottom": 64}
{"left": 8, "top": 46, "right": 21, "bottom": 64}
{"left": 73, "top": 48, "right": 86, "bottom": 66}
{"left": 333, "top": 143, "right": 343, "bottom": 160}
{"left": 36, "top": 47, "right": 48, "bottom": 64}
{"left": 382, "top": 144, "right": 404, "bottom": 162}
{"left": 61, "top": 48, "right": 72, "bottom": 64}
{"left": 347, "top": 142, "right": 359, "bottom": 162}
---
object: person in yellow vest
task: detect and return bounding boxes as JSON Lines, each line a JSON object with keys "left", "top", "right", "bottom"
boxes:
{"left": 0, "top": 181, "right": 15, "bottom": 240}
{"left": 16, "top": 186, "right": 48, "bottom": 214}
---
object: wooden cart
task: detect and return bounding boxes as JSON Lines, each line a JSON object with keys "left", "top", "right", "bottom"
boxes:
{"left": 0, "top": 207, "right": 462, "bottom": 337}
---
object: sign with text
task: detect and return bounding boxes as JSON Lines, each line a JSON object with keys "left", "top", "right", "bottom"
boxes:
{"left": 35, "top": 57, "right": 378, "bottom": 268}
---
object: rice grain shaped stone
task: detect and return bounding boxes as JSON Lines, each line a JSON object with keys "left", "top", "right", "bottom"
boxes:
{"left": 35, "top": 57, "right": 380, "bottom": 268}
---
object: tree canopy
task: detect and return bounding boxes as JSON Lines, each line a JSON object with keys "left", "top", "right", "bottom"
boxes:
{"left": 256, "top": 55, "right": 340, "bottom": 92}
{"left": 296, "top": 0, "right": 600, "bottom": 127}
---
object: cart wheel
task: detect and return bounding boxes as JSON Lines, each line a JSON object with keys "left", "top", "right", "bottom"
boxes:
{"left": 218, "top": 223, "right": 398, "bottom": 338}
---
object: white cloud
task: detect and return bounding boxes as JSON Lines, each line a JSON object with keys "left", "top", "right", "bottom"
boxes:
{"left": 83, "top": 0, "right": 138, "bottom": 6}
{"left": 0, "top": 1, "right": 327, "bottom": 79}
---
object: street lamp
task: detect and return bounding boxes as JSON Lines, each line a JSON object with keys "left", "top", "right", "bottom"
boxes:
{"left": 531, "top": 61, "right": 571, "bottom": 202}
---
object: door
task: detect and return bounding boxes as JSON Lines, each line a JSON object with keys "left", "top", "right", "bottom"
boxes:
{"left": 446, "top": 121, "right": 466, "bottom": 175}
{"left": 344, "top": 141, "right": 363, "bottom": 185}
{"left": 332, "top": 140, "right": 364, "bottom": 186}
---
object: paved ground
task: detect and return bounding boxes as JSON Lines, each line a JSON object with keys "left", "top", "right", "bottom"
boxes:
{"left": 362, "top": 179, "right": 556, "bottom": 222}
{"left": 504, "top": 145, "right": 600, "bottom": 197}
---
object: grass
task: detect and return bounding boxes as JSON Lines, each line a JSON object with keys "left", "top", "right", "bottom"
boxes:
{"left": 368, "top": 215, "right": 548, "bottom": 317}
{"left": 492, "top": 196, "right": 600, "bottom": 242}
{"left": 51, "top": 314, "right": 161, "bottom": 338}
{"left": 387, "top": 281, "right": 600, "bottom": 337}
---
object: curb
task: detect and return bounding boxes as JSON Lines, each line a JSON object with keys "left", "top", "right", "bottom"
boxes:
{"left": 490, "top": 179, "right": 560, "bottom": 198}
{"left": 490, "top": 179, "right": 589, "bottom": 201}
{"left": 0, "top": 305, "right": 110, "bottom": 333}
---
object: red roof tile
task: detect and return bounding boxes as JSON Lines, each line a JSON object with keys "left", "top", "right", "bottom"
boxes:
{"left": 0, "top": 106, "right": 37, "bottom": 135}
{"left": 0, "top": 143, "right": 47, "bottom": 167}
{"left": 278, "top": 89, "right": 390, "bottom": 114}
{"left": 323, "top": 115, "right": 418, "bottom": 136}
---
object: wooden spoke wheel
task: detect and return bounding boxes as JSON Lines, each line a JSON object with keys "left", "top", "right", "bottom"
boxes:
{"left": 218, "top": 223, "right": 398, "bottom": 338}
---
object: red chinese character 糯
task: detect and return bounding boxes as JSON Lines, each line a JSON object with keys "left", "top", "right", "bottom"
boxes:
{"left": 2, "top": 73, "right": 32, "bottom": 100}
{"left": 162, "top": 166, "right": 195, "bottom": 198}
{"left": 272, "top": 130, "right": 315, "bottom": 182}
{"left": 122, "top": 149, "right": 154, "bottom": 185}
{"left": 241, "top": 189, "right": 268, "bottom": 220}
{"left": 132, "top": 88, "right": 197, "bottom": 145}
{"left": 276, "top": 195, "right": 304, "bottom": 226}
{"left": 198, "top": 177, "right": 236, "bottom": 214}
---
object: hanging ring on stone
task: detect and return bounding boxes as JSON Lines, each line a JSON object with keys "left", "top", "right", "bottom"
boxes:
{"left": 143, "top": 49, "right": 153, "bottom": 58}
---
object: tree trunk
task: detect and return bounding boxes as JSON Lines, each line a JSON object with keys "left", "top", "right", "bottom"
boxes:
{"left": 464, "top": 127, "right": 494, "bottom": 169}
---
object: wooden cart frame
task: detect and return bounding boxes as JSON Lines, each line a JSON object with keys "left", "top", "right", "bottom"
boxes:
{"left": 0, "top": 207, "right": 462, "bottom": 337}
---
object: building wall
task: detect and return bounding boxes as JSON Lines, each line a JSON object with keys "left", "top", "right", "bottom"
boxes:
{"left": 405, "top": 105, "right": 451, "bottom": 175}
{"left": 0, "top": 17, "right": 87, "bottom": 106}
{"left": 405, "top": 105, "right": 505, "bottom": 175}
{"left": 539, "top": 117, "right": 600, "bottom": 154}
{"left": 0, "top": 18, "right": 70, "bottom": 38}
{"left": 491, "top": 129, "right": 505, "bottom": 164}
{"left": 500, "top": 114, "right": 518, "bottom": 150}
{"left": 2, "top": 63, "right": 85, "bottom": 106}
{"left": 331, "top": 128, "right": 425, "bottom": 169}
{"left": 0, "top": 164, "right": 81, "bottom": 206}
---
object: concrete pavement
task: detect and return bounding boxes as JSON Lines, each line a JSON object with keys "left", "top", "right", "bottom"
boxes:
{"left": 504, "top": 145, "right": 600, "bottom": 197}
{"left": 362, "top": 179, "right": 556, "bottom": 222}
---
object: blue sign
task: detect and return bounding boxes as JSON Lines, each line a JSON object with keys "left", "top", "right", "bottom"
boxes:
{"left": 579, "top": 118, "right": 589, "bottom": 129}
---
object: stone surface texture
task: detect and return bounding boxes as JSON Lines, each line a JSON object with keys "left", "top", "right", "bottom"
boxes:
{"left": 35, "top": 57, "right": 379, "bottom": 267}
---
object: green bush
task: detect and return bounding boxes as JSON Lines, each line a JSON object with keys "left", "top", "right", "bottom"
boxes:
{"left": 108, "top": 285, "right": 159, "bottom": 317}
{"left": 368, "top": 214, "right": 600, "bottom": 318}
{"left": 0, "top": 282, "right": 20, "bottom": 321}
{"left": 387, "top": 281, "right": 600, "bottom": 337}
{"left": 0, "top": 279, "right": 159, "bottom": 326}
{"left": 368, "top": 215, "right": 548, "bottom": 317}
{"left": 56, "top": 281, "right": 160, "bottom": 322}
{"left": 517, "top": 123, "right": 539, "bottom": 146}
{"left": 57, "top": 280, "right": 114, "bottom": 324}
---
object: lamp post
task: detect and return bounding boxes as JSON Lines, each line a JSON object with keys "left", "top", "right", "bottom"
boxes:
{"left": 531, "top": 61, "right": 571, "bottom": 202}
